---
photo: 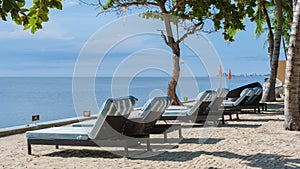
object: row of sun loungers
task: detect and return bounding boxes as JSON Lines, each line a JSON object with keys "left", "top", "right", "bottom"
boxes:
{"left": 26, "top": 82, "right": 266, "bottom": 157}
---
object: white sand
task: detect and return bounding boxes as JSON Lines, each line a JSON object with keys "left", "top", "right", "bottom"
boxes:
{"left": 1, "top": 101, "right": 300, "bottom": 169}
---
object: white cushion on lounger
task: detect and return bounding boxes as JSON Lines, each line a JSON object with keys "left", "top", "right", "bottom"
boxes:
{"left": 222, "top": 101, "right": 235, "bottom": 107}
{"left": 138, "top": 96, "right": 173, "bottom": 119}
{"left": 222, "top": 88, "right": 253, "bottom": 107}
{"left": 162, "top": 90, "right": 216, "bottom": 117}
{"left": 72, "top": 119, "right": 97, "bottom": 127}
{"left": 26, "top": 127, "right": 90, "bottom": 140}
{"left": 163, "top": 109, "right": 188, "bottom": 116}
{"left": 108, "top": 96, "right": 138, "bottom": 116}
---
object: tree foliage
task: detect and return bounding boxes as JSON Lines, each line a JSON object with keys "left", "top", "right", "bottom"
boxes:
{"left": 251, "top": 0, "right": 292, "bottom": 102}
{"left": 252, "top": 0, "right": 292, "bottom": 53}
{"left": 0, "top": 0, "right": 62, "bottom": 33}
{"left": 99, "top": 0, "right": 257, "bottom": 42}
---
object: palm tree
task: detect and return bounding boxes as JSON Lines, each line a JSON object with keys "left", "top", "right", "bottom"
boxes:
{"left": 284, "top": 0, "right": 300, "bottom": 131}
{"left": 253, "top": 0, "right": 292, "bottom": 102}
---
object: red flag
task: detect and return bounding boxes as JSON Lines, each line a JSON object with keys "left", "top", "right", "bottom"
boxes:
{"left": 228, "top": 69, "right": 232, "bottom": 80}
{"left": 218, "top": 65, "right": 223, "bottom": 77}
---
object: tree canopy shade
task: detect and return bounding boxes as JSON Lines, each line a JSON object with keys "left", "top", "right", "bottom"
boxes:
{"left": 0, "top": 0, "right": 62, "bottom": 33}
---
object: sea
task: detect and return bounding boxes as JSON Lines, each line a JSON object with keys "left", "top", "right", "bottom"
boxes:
{"left": 0, "top": 76, "right": 266, "bottom": 129}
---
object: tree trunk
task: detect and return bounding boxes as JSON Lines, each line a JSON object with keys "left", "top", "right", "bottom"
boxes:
{"left": 284, "top": 0, "right": 300, "bottom": 131}
{"left": 167, "top": 44, "right": 182, "bottom": 105}
{"left": 162, "top": 13, "right": 182, "bottom": 105}
{"left": 261, "top": 1, "right": 274, "bottom": 65}
{"left": 262, "top": 0, "right": 283, "bottom": 102}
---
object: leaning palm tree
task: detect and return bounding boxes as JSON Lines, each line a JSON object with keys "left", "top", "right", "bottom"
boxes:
{"left": 284, "top": 0, "right": 300, "bottom": 131}
{"left": 253, "top": 0, "right": 285, "bottom": 102}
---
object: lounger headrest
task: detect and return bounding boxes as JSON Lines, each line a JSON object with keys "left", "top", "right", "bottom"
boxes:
{"left": 230, "top": 88, "right": 252, "bottom": 106}
{"left": 88, "top": 96, "right": 137, "bottom": 139}
{"left": 139, "top": 96, "right": 173, "bottom": 120}
{"left": 108, "top": 96, "right": 138, "bottom": 116}
{"left": 187, "top": 91, "right": 214, "bottom": 116}
{"left": 216, "top": 88, "right": 229, "bottom": 97}
{"left": 252, "top": 87, "right": 262, "bottom": 95}
{"left": 240, "top": 88, "right": 252, "bottom": 97}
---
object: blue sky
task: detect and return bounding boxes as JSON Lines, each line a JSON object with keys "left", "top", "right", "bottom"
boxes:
{"left": 0, "top": 0, "right": 285, "bottom": 77}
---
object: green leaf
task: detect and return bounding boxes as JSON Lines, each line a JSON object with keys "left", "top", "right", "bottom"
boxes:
{"left": 11, "top": 1, "right": 21, "bottom": 10}
{"left": 0, "top": 8, "right": 7, "bottom": 21}
{"left": 2, "top": 0, "right": 12, "bottom": 12}
{"left": 31, "top": 26, "right": 37, "bottom": 33}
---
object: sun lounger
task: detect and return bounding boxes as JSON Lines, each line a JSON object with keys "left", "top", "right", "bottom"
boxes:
{"left": 26, "top": 96, "right": 151, "bottom": 157}
{"left": 161, "top": 88, "right": 229, "bottom": 124}
{"left": 241, "top": 87, "right": 263, "bottom": 113}
{"left": 221, "top": 88, "right": 254, "bottom": 122}
{"left": 73, "top": 96, "right": 182, "bottom": 142}
{"left": 123, "top": 96, "right": 182, "bottom": 142}
{"left": 161, "top": 90, "right": 216, "bottom": 121}
{"left": 226, "top": 82, "right": 266, "bottom": 111}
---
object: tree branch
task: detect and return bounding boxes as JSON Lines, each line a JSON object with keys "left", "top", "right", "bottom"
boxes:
{"left": 176, "top": 22, "right": 204, "bottom": 44}
{"left": 160, "top": 30, "right": 170, "bottom": 46}
{"left": 115, "top": 1, "right": 159, "bottom": 8}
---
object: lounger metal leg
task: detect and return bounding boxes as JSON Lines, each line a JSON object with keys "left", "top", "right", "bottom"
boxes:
{"left": 229, "top": 114, "right": 232, "bottom": 120}
{"left": 163, "top": 133, "right": 167, "bottom": 143}
{"left": 124, "top": 143, "right": 129, "bottom": 158}
{"left": 146, "top": 139, "right": 151, "bottom": 151}
{"left": 179, "top": 128, "right": 183, "bottom": 138}
{"left": 222, "top": 115, "right": 225, "bottom": 124}
{"left": 27, "top": 141, "right": 32, "bottom": 155}
{"left": 236, "top": 113, "right": 239, "bottom": 120}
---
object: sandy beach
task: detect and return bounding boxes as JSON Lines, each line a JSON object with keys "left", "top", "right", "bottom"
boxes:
{"left": 1, "top": 101, "right": 300, "bottom": 169}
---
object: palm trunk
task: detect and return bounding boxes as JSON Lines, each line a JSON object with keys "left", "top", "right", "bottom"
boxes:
{"left": 262, "top": 0, "right": 283, "bottom": 102}
{"left": 261, "top": 1, "right": 274, "bottom": 65}
{"left": 284, "top": 0, "right": 300, "bottom": 131}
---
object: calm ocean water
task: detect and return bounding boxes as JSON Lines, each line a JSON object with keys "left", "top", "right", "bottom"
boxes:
{"left": 0, "top": 76, "right": 265, "bottom": 129}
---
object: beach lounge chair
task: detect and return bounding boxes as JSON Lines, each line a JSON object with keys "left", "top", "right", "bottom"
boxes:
{"left": 226, "top": 82, "right": 266, "bottom": 111}
{"left": 162, "top": 88, "right": 229, "bottom": 124}
{"left": 123, "top": 96, "right": 182, "bottom": 142}
{"left": 26, "top": 96, "right": 152, "bottom": 157}
{"left": 73, "top": 96, "right": 183, "bottom": 142}
{"left": 221, "top": 88, "right": 254, "bottom": 121}
{"left": 161, "top": 90, "right": 216, "bottom": 122}
{"left": 241, "top": 87, "right": 263, "bottom": 113}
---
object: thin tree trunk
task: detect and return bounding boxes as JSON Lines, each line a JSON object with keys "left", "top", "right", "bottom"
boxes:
{"left": 284, "top": 0, "right": 300, "bottom": 131}
{"left": 168, "top": 47, "right": 182, "bottom": 105}
{"left": 261, "top": 1, "right": 274, "bottom": 65}
{"left": 162, "top": 13, "right": 182, "bottom": 105}
{"left": 262, "top": 0, "right": 283, "bottom": 102}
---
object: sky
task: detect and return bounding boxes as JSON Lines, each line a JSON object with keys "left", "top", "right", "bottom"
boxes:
{"left": 0, "top": 0, "right": 287, "bottom": 77}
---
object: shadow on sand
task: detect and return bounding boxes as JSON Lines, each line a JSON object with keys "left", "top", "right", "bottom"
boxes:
{"left": 139, "top": 151, "right": 300, "bottom": 168}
